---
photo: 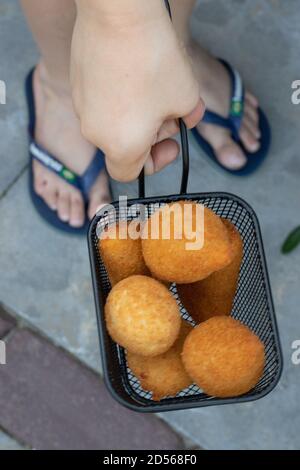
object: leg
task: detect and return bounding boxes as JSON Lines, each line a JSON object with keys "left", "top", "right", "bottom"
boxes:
{"left": 21, "top": 0, "right": 110, "bottom": 227}
{"left": 170, "top": 0, "right": 260, "bottom": 170}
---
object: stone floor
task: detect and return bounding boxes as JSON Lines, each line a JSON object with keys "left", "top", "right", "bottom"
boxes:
{"left": 1, "top": 0, "right": 300, "bottom": 450}
{"left": 0, "top": 307, "right": 183, "bottom": 450}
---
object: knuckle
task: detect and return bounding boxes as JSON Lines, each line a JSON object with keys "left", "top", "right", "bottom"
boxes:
{"left": 80, "top": 118, "right": 98, "bottom": 144}
{"left": 106, "top": 159, "right": 141, "bottom": 183}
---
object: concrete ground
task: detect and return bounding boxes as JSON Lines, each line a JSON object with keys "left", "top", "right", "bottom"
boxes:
{"left": 1, "top": 0, "right": 300, "bottom": 450}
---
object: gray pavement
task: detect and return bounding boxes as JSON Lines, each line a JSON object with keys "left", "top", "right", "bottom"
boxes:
{"left": 1, "top": 0, "right": 300, "bottom": 450}
{"left": 0, "top": 430, "right": 24, "bottom": 451}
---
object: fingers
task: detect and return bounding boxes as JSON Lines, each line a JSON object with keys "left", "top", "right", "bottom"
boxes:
{"left": 157, "top": 119, "right": 180, "bottom": 142}
{"left": 105, "top": 152, "right": 144, "bottom": 183}
{"left": 144, "top": 139, "right": 180, "bottom": 176}
{"left": 90, "top": 97, "right": 205, "bottom": 183}
{"left": 182, "top": 98, "right": 205, "bottom": 129}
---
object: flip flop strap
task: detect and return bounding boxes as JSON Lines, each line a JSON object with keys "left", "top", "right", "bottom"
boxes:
{"left": 80, "top": 148, "right": 106, "bottom": 200}
{"left": 202, "top": 59, "right": 245, "bottom": 141}
{"left": 30, "top": 140, "right": 105, "bottom": 202}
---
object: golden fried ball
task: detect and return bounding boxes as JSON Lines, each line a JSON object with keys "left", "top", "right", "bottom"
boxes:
{"left": 177, "top": 219, "right": 243, "bottom": 323}
{"left": 127, "top": 321, "right": 193, "bottom": 401}
{"left": 99, "top": 221, "right": 149, "bottom": 286}
{"left": 182, "top": 316, "right": 265, "bottom": 398}
{"left": 142, "top": 201, "right": 232, "bottom": 284}
{"left": 105, "top": 275, "right": 181, "bottom": 356}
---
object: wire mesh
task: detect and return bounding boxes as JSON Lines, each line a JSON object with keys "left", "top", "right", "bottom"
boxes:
{"left": 88, "top": 193, "right": 282, "bottom": 411}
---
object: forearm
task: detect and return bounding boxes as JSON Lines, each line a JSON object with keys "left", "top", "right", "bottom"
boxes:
{"left": 75, "top": 0, "right": 168, "bottom": 28}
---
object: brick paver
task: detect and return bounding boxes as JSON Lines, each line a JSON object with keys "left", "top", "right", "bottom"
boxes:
{"left": 0, "top": 328, "right": 183, "bottom": 450}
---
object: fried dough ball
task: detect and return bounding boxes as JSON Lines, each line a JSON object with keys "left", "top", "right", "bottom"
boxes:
{"left": 182, "top": 316, "right": 265, "bottom": 398}
{"left": 142, "top": 201, "right": 232, "bottom": 284}
{"left": 105, "top": 275, "right": 181, "bottom": 356}
{"left": 127, "top": 321, "right": 193, "bottom": 401}
{"left": 177, "top": 219, "right": 243, "bottom": 323}
{"left": 99, "top": 221, "right": 149, "bottom": 286}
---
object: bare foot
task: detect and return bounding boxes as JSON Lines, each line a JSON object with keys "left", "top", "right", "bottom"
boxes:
{"left": 188, "top": 42, "right": 261, "bottom": 170}
{"left": 32, "top": 63, "right": 111, "bottom": 228}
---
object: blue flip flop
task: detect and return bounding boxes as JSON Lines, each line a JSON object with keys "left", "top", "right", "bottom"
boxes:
{"left": 191, "top": 59, "right": 271, "bottom": 176}
{"left": 25, "top": 68, "right": 106, "bottom": 234}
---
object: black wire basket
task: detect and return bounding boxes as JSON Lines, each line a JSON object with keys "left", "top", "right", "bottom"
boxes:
{"left": 88, "top": 121, "right": 283, "bottom": 412}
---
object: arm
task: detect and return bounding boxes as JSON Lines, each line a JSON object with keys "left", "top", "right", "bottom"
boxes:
{"left": 71, "top": 0, "right": 204, "bottom": 181}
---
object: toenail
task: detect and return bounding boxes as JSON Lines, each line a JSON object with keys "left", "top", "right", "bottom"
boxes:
{"left": 70, "top": 219, "right": 84, "bottom": 228}
{"left": 226, "top": 154, "right": 247, "bottom": 169}
{"left": 249, "top": 141, "right": 260, "bottom": 152}
{"left": 59, "top": 214, "right": 69, "bottom": 222}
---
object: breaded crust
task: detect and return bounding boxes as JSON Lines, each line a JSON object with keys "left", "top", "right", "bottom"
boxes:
{"left": 142, "top": 202, "right": 232, "bottom": 284}
{"left": 99, "top": 221, "right": 149, "bottom": 286}
{"left": 177, "top": 219, "right": 243, "bottom": 323}
{"left": 182, "top": 316, "right": 265, "bottom": 398}
{"left": 127, "top": 321, "right": 193, "bottom": 400}
{"left": 105, "top": 275, "right": 181, "bottom": 357}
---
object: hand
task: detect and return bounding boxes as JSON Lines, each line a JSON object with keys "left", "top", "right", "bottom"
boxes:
{"left": 71, "top": 0, "right": 204, "bottom": 182}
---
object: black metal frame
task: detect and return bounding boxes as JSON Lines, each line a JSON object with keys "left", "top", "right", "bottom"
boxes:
{"left": 88, "top": 189, "right": 283, "bottom": 413}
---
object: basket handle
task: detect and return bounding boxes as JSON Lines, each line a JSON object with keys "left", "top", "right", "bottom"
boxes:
{"left": 138, "top": 120, "right": 190, "bottom": 198}
{"left": 138, "top": 0, "right": 190, "bottom": 199}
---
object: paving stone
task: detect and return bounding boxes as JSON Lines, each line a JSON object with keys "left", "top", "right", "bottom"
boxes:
{"left": 0, "top": 0, "right": 38, "bottom": 196}
{"left": 156, "top": 0, "right": 300, "bottom": 450}
{"left": 0, "top": 305, "right": 16, "bottom": 338}
{"left": 0, "top": 0, "right": 300, "bottom": 451}
{"left": 0, "top": 328, "right": 182, "bottom": 450}
{"left": 0, "top": 173, "right": 101, "bottom": 371}
{"left": 0, "top": 430, "right": 24, "bottom": 450}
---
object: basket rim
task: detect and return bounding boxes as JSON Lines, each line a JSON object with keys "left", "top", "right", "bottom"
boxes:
{"left": 87, "top": 191, "right": 283, "bottom": 413}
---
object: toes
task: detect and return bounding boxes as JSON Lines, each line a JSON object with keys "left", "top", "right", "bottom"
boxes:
{"left": 33, "top": 164, "right": 58, "bottom": 209}
{"left": 216, "top": 142, "right": 247, "bottom": 171}
{"left": 197, "top": 123, "right": 248, "bottom": 170}
{"left": 88, "top": 198, "right": 110, "bottom": 221}
{"left": 245, "top": 92, "right": 259, "bottom": 108}
{"left": 70, "top": 194, "right": 85, "bottom": 228}
{"left": 88, "top": 171, "right": 112, "bottom": 220}
{"left": 244, "top": 106, "right": 260, "bottom": 131}
{"left": 240, "top": 92, "right": 261, "bottom": 152}
{"left": 57, "top": 190, "right": 71, "bottom": 222}
{"left": 33, "top": 162, "right": 47, "bottom": 197}
{"left": 239, "top": 121, "right": 260, "bottom": 153}
{"left": 41, "top": 183, "right": 58, "bottom": 211}
{"left": 88, "top": 194, "right": 111, "bottom": 220}
{"left": 243, "top": 113, "right": 261, "bottom": 139}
